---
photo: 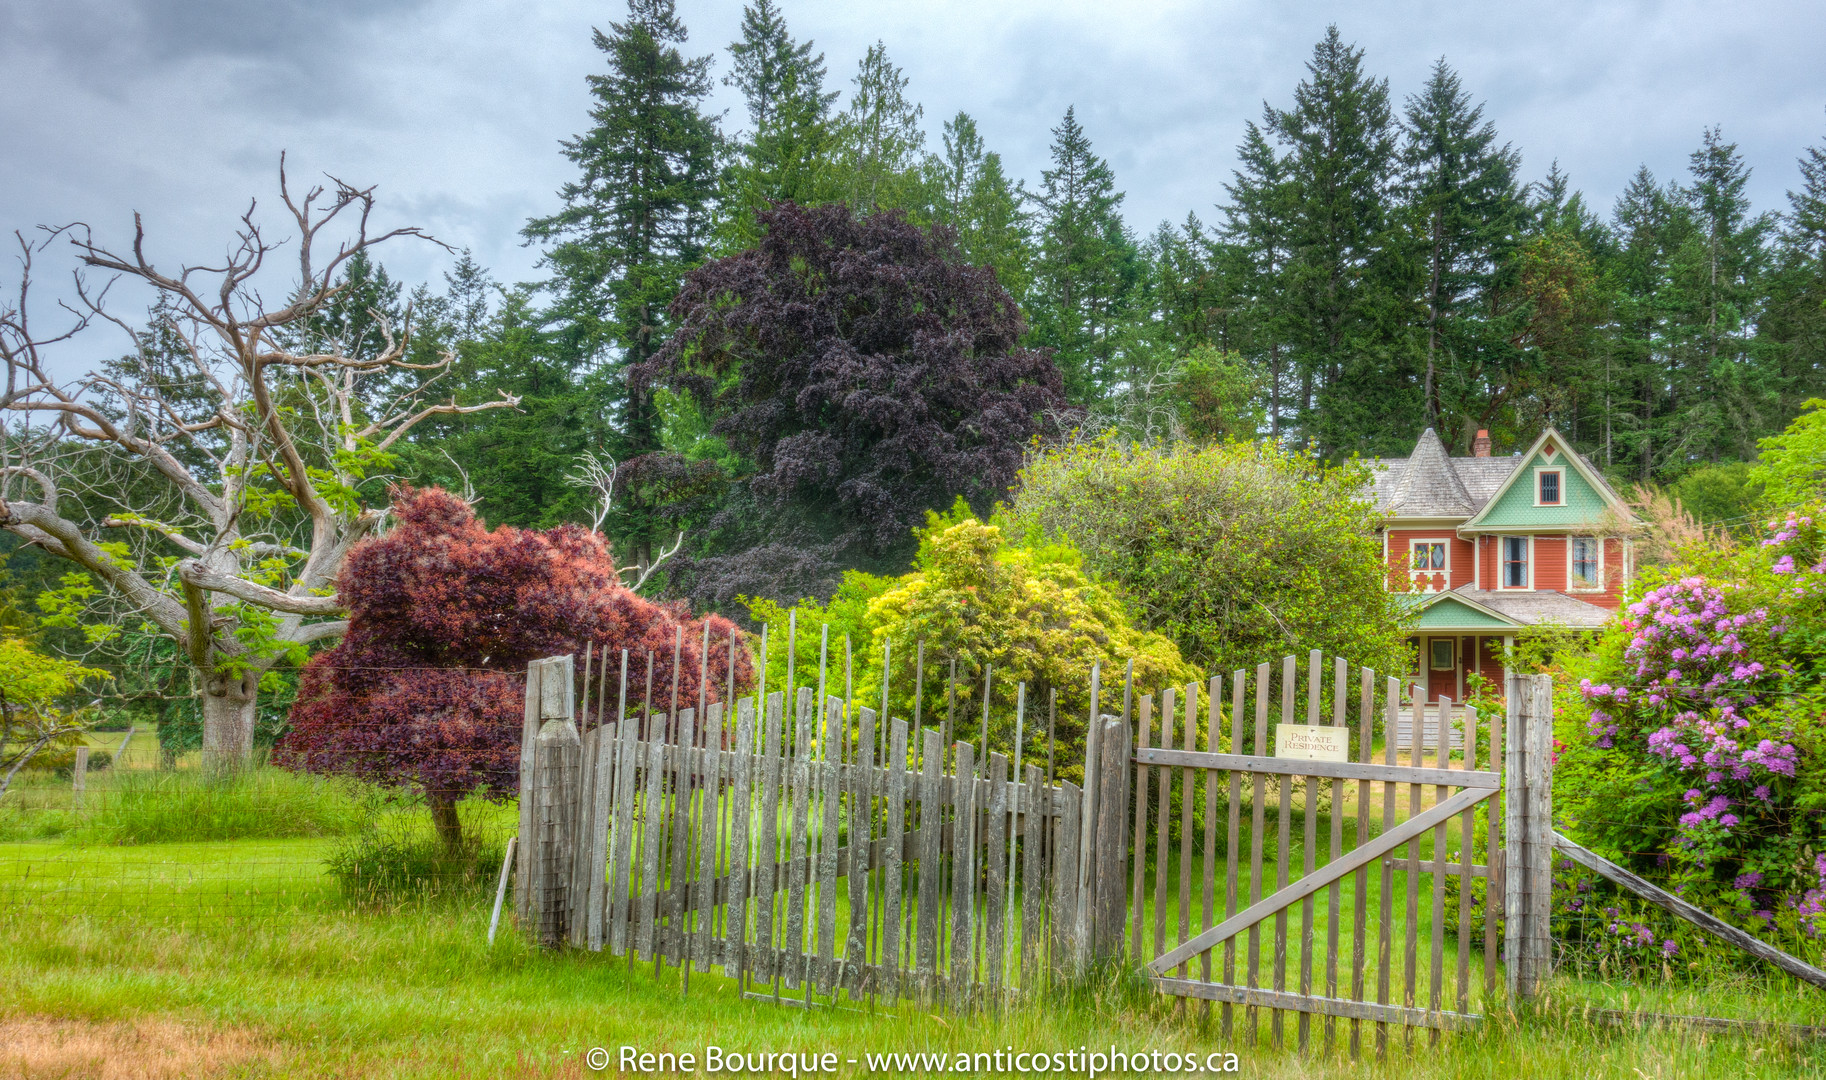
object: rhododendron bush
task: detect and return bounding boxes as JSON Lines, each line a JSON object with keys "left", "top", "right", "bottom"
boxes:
{"left": 277, "top": 489, "right": 749, "bottom": 849}
{"left": 1557, "top": 508, "right": 1826, "bottom": 947}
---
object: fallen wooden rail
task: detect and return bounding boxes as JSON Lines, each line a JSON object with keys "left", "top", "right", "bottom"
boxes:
{"left": 1552, "top": 832, "right": 1826, "bottom": 992}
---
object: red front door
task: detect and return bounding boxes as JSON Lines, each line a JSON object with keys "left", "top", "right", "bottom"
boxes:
{"left": 1424, "top": 637, "right": 1459, "bottom": 702}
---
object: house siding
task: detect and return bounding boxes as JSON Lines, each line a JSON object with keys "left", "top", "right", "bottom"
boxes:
{"left": 1385, "top": 529, "right": 1476, "bottom": 591}
{"left": 1581, "top": 538, "right": 1628, "bottom": 610}
{"left": 1534, "top": 536, "right": 1568, "bottom": 591}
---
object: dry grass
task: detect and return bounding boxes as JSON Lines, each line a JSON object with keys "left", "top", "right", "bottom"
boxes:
{"left": 0, "top": 1016, "right": 286, "bottom": 1079}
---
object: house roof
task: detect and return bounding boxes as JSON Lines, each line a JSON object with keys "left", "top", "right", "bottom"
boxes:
{"left": 1367, "top": 426, "right": 1631, "bottom": 526}
{"left": 1365, "top": 429, "right": 1518, "bottom": 517}
{"left": 1402, "top": 585, "right": 1616, "bottom": 631}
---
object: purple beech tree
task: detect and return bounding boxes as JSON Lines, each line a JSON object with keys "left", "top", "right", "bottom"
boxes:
{"left": 644, "top": 200, "right": 1069, "bottom": 604}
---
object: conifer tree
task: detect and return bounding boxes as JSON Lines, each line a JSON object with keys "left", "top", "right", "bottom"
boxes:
{"left": 929, "top": 112, "right": 1033, "bottom": 298}
{"left": 1220, "top": 121, "right": 1299, "bottom": 438}
{"left": 524, "top": 0, "right": 719, "bottom": 565}
{"left": 1609, "top": 165, "right": 1683, "bottom": 482}
{"left": 717, "top": 0, "right": 838, "bottom": 248}
{"left": 834, "top": 42, "right": 927, "bottom": 212}
{"left": 1764, "top": 124, "right": 1826, "bottom": 418}
{"left": 1670, "top": 128, "right": 1774, "bottom": 460}
{"left": 1398, "top": 59, "right": 1526, "bottom": 445}
{"left": 1029, "top": 106, "right": 1138, "bottom": 403}
{"left": 1266, "top": 26, "right": 1408, "bottom": 454}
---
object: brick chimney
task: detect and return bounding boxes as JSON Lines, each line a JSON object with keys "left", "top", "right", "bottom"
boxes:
{"left": 1472, "top": 429, "right": 1492, "bottom": 457}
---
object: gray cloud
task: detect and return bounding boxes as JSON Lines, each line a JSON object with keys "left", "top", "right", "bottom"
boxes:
{"left": 3, "top": 0, "right": 1822, "bottom": 347}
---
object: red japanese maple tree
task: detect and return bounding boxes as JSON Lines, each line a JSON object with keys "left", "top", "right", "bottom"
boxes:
{"left": 276, "top": 488, "right": 747, "bottom": 848}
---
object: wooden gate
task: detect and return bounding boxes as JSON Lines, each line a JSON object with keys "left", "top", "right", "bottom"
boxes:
{"left": 1134, "top": 652, "right": 1505, "bottom": 1055}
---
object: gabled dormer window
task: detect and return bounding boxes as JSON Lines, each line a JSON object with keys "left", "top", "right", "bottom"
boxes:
{"left": 1536, "top": 469, "right": 1562, "bottom": 506}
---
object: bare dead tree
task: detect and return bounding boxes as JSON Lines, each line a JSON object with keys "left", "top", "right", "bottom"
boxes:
{"left": 0, "top": 160, "right": 519, "bottom": 768}
{"left": 563, "top": 448, "right": 683, "bottom": 592}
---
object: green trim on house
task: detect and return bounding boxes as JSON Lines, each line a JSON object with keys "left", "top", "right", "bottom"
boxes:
{"left": 1411, "top": 596, "right": 1519, "bottom": 630}
{"left": 1468, "top": 449, "right": 1610, "bottom": 529}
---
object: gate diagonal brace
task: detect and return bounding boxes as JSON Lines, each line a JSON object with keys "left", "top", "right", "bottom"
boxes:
{"left": 1148, "top": 784, "right": 1495, "bottom": 976}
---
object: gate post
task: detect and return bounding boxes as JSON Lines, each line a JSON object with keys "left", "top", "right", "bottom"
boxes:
{"left": 1090, "top": 715, "right": 1131, "bottom": 963}
{"left": 520, "top": 654, "right": 580, "bottom": 948}
{"left": 1503, "top": 672, "right": 1554, "bottom": 999}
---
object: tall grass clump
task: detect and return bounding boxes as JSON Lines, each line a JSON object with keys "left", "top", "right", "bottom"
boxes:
{"left": 63, "top": 767, "right": 372, "bottom": 845}
{"left": 327, "top": 829, "right": 505, "bottom": 907}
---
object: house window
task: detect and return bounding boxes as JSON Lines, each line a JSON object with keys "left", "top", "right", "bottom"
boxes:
{"left": 1429, "top": 638, "right": 1455, "bottom": 671}
{"left": 1502, "top": 536, "right": 1530, "bottom": 588}
{"left": 1537, "top": 469, "right": 1562, "bottom": 505}
{"left": 1412, "top": 541, "right": 1446, "bottom": 571}
{"left": 1571, "top": 537, "right": 1600, "bottom": 589}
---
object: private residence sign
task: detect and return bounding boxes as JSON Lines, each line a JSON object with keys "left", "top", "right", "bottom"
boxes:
{"left": 1274, "top": 723, "right": 1351, "bottom": 762}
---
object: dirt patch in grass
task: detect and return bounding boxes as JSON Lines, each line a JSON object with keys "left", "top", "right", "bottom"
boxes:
{"left": 0, "top": 1016, "right": 287, "bottom": 1079}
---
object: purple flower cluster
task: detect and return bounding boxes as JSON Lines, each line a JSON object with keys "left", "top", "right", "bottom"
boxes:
{"left": 1677, "top": 790, "right": 1738, "bottom": 831}
{"left": 1584, "top": 569, "right": 1799, "bottom": 810}
{"left": 1573, "top": 509, "right": 1826, "bottom": 938}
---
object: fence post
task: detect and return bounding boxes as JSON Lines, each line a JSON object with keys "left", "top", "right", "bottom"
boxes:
{"left": 515, "top": 659, "right": 543, "bottom": 924}
{"left": 1090, "top": 714, "right": 1131, "bottom": 964}
{"left": 523, "top": 654, "right": 580, "bottom": 948}
{"left": 1503, "top": 672, "right": 1554, "bottom": 999}
{"left": 72, "top": 746, "right": 89, "bottom": 808}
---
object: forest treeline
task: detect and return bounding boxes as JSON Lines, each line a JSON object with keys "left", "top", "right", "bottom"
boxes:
{"left": 25, "top": 0, "right": 1826, "bottom": 618}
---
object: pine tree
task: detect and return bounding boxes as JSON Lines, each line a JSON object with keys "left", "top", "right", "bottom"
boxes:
{"left": 1398, "top": 58, "right": 1527, "bottom": 446}
{"left": 1266, "top": 26, "right": 1410, "bottom": 455}
{"left": 524, "top": 0, "right": 719, "bottom": 562}
{"left": 1029, "top": 106, "right": 1138, "bottom": 403}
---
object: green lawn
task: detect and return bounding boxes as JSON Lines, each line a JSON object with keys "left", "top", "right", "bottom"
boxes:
{"left": 4, "top": 821, "right": 1823, "bottom": 1076}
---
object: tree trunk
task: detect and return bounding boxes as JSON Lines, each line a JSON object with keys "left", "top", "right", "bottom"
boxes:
{"left": 428, "top": 789, "right": 465, "bottom": 852}
{"left": 200, "top": 676, "right": 257, "bottom": 772}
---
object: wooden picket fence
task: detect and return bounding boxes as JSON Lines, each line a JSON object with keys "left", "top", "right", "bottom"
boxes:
{"left": 515, "top": 652, "right": 1124, "bottom": 1005}
{"left": 511, "top": 642, "right": 1561, "bottom": 1052}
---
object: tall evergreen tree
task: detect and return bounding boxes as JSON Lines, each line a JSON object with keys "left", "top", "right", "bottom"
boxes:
{"left": 834, "top": 42, "right": 927, "bottom": 212}
{"left": 1764, "top": 123, "right": 1826, "bottom": 419}
{"left": 1029, "top": 106, "right": 1138, "bottom": 403}
{"left": 1267, "top": 26, "right": 1409, "bottom": 455}
{"left": 1670, "top": 128, "right": 1774, "bottom": 461}
{"left": 1220, "top": 121, "right": 1299, "bottom": 438}
{"left": 524, "top": 0, "right": 719, "bottom": 564}
{"left": 929, "top": 112, "right": 1033, "bottom": 298}
{"left": 724, "top": 0, "right": 832, "bottom": 132}
{"left": 1608, "top": 165, "right": 1684, "bottom": 482}
{"left": 1398, "top": 59, "right": 1527, "bottom": 448}
{"left": 717, "top": 0, "right": 839, "bottom": 248}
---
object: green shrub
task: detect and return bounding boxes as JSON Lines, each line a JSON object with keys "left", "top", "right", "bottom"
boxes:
{"left": 62, "top": 767, "right": 372, "bottom": 845}
{"left": 326, "top": 830, "right": 506, "bottom": 907}
{"left": 1007, "top": 438, "right": 1410, "bottom": 679}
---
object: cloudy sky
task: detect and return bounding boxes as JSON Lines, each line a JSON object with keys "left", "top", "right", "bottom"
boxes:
{"left": 3, "top": 0, "right": 1823, "bottom": 325}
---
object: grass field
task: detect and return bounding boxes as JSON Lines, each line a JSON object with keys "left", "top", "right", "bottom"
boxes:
{"left": 2, "top": 758, "right": 1823, "bottom": 1077}
{"left": 4, "top": 891, "right": 1824, "bottom": 1078}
